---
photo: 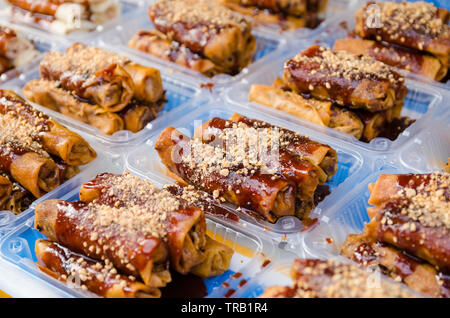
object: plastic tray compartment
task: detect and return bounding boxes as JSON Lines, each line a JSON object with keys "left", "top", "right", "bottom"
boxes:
{"left": 0, "top": 166, "right": 275, "bottom": 298}
{"left": 311, "top": 0, "right": 450, "bottom": 89}
{"left": 224, "top": 52, "right": 446, "bottom": 153}
{"left": 96, "top": 7, "right": 288, "bottom": 88}
{"left": 125, "top": 98, "right": 368, "bottom": 240}
{"left": 0, "top": 44, "right": 204, "bottom": 151}
{"left": 0, "top": 0, "right": 144, "bottom": 43}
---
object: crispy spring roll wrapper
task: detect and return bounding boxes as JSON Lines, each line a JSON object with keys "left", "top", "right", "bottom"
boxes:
{"left": 365, "top": 172, "right": 450, "bottom": 273}
{"left": 78, "top": 172, "right": 208, "bottom": 275}
{"left": 229, "top": 113, "right": 338, "bottom": 180}
{"left": 334, "top": 38, "right": 447, "bottom": 82}
{"left": 35, "top": 199, "right": 172, "bottom": 287}
{"left": 122, "top": 62, "right": 164, "bottom": 104}
{"left": 35, "top": 239, "right": 161, "bottom": 298}
{"left": 341, "top": 233, "right": 450, "bottom": 298}
{"left": 148, "top": 0, "right": 257, "bottom": 75}
{"left": 155, "top": 127, "right": 296, "bottom": 223}
{"left": 0, "top": 109, "right": 60, "bottom": 198}
{"left": 117, "top": 99, "right": 163, "bottom": 133}
{"left": 23, "top": 79, "right": 125, "bottom": 136}
{"left": 194, "top": 117, "right": 322, "bottom": 202}
{"left": 283, "top": 45, "right": 408, "bottom": 112}
{"left": 355, "top": 1, "right": 450, "bottom": 67}
{"left": 0, "top": 90, "right": 97, "bottom": 166}
{"left": 128, "top": 30, "right": 221, "bottom": 77}
{"left": 249, "top": 84, "right": 364, "bottom": 139}
{"left": 0, "top": 175, "right": 12, "bottom": 209}
{"left": 190, "top": 236, "right": 233, "bottom": 278}
{"left": 39, "top": 43, "right": 134, "bottom": 112}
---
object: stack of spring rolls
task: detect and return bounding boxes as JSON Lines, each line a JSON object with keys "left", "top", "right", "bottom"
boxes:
{"left": 0, "top": 26, "right": 39, "bottom": 75}
{"left": 0, "top": 89, "right": 96, "bottom": 214}
{"left": 155, "top": 113, "right": 338, "bottom": 223}
{"left": 250, "top": 45, "right": 410, "bottom": 142}
{"left": 2, "top": 0, "right": 121, "bottom": 35}
{"left": 334, "top": 1, "right": 450, "bottom": 82}
{"left": 217, "top": 0, "right": 328, "bottom": 30}
{"left": 34, "top": 172, "right": 234, "bottom": 298}
{"left": 341, "top": 172, "right": 450, "bottom": 298}
{"left": 128, "top": 0, "right": 257, "bottom": 77}
{"left": 261, "top": 259, "right": 416, "bottom": 298}
{"left": 23, "top": 43, "right": 166, "bottom": 135}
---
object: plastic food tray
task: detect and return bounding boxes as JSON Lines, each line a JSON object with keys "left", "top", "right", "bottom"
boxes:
{"left": 0, "top": 0, "right": 448, "bottom": 299}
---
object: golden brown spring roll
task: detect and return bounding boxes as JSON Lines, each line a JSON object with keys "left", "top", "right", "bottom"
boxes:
{"left": 23, "top": 79, "right": 125, "bottom": 136}
{"left": 78, "top": 172, "right": 208, "bottom": 275}
{"left": 117, "top": 99, "right": 162, "bottom": 134}
{"left": 155, "top": 127, "right": 296, "bottom": 223}
{"left": 283, "top": 45, "right": 408, "bottom": 112}
{"left": 122, "top": 62, "right": 164, "bottom": 104}
{"left": 249, "top": 84, "right": 364, "bottom": 139}
{"left": 35, "top": 239, "right": 161, "bottom": 298}
{"left": 190, "top": 236, "right": 233, "bottom": 278}
{"left": 39, "top": 43, "right": 135, "bottom": 112}
{"left": 341, "top": 233, "right": 449, "bottom": 298}
{"left": 355, "top": 1, "right": 450, "bottom": 67}
{"left": 366, "top": 172, "right": 449, "bottom": 273}
{"left": 35, "top": 199, "right": 172, "bottom": 287}
{"left": 0, "top": 89, "right": 97, "bottom": 166}
{"left": 194, "top": 117, "right": 323, "bottom": 202}
{"left": 0, "top": 175, "right": 12, "bottom": 210}
{"left": 128, "top": 30, "right": 221, "bottom": 77}
{"left": 148, "top": 0, "right": 257, "bottom": 75}
{"left": 262, "top": 259, "right": 415, "bottom": 298}
{"left": 334, "top": 38, "right": 447, "bottom": 81}
{"left": 229, "top": 113, "right": 338, "bottom": 180}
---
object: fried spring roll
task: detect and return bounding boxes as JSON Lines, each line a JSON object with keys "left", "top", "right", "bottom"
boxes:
{"left": 117, "top": 99, "right": 162, "bottom": 133}
{"left": 366, "top": 172, "right": 450, "bottom": 273}
{"left": 122, "top": 62, "right": 164, "bottom": 104}
{"left": 249, "top": 84, "right": 364, "bottom": 139}
{"left": 283, "top": 45, "right": 408, "bottom": 112}
{"left": 355, "top": 2, "right": 450, "bottom": 67}
{"left": 39, "top": 43, "right": 134, "bottom": 112}
{"left": 23, "top": 79, "right": 125, "bottom": 136}
{"left": 78, "top": 172, "right": 208, "bottom": 275}
{"left": 334, "top": 38, "right": 447, "bottom": 82}
{"left": 148, "top": 0, "right": 257, "bottom": 75}
{"left": 155, "top": 127, "right": 296, "bottom": 223}
{"left": 229, "top": 113, "right": 338, "bottom": 180}
{"left": 35, "top": 199, "right": 172, "bottom": 287}
{"left": 5, "top": 180, "right": 33, "bottom": 214}
{"left": 0, "top": 26, "right": 39, "bottom": 67}
{"left": 190, "top": 236, "right": 233, "bottom": 278}
{"left": 6, "top": 0, "right": 87, "bottom": 17}
{"left": 53, "top": 157, "right": 80, "bottom": 183}
{"left": 128, "top": 30, "right": 221, "bottom": 77}
{"left": 341, "top": 233, "right": 449, "bottom": 298}
{"left": 194, "top": 117, "right": 323, "bottom": 201}
{"left": 0, "top": 175, "right": 12, "bottom": 209}
{"left": 0, "top": 89, "right": 97, "bottom": 166}
{"left": 35, "top": 239, "right": 161, "bottom": 298}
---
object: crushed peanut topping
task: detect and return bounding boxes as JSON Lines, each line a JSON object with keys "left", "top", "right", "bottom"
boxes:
{"left": 292, "top": 46, "right": 401, "bottom": 82}
{"left": 387, "top": 172, "right": 450, "bottom": 229}
{"left": 292, "top": 259, "right": 414, "bottom": 298}
{"left": 151, "top": 0, "right": 250, "bottom": 32}
{"left": 363, "top": 1, "right": 449, "bottom": 38}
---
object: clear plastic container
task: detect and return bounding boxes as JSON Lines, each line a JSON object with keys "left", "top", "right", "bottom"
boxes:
{"left": 304, "top": 0, "right": 450, "bottom": 89}
{"left": 96, "top": 5, "right": 289, "bottom": 88}
{"left": 0, "top": 0, "right": 145, "bottom": 43}
{"left": 0, "top": 160, "right": 279, "bottom": 298}
{"left": 125, "top": 97, "right": 371, "bottom": 240}
{"left": 0, "top": 43, "right": 205, "bottom": 152}
{"left": 224, "top": 53, "right": 449, "bottom": 153}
